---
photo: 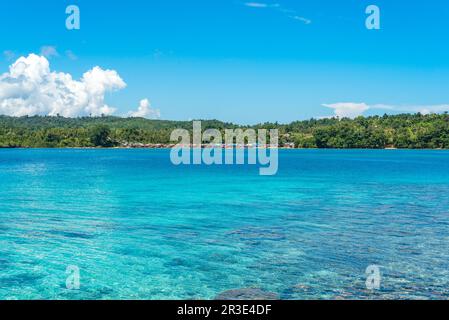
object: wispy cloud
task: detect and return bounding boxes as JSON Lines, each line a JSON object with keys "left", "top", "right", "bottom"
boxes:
{"left": 65, "top": 50, "right": 78, "bottom": 61}
{"left": 323, "top": 102, "right": 449, "bottom": 118}
{"left": 40, "top": 46, "right": 59, "bottom": 58}
{"left": 371, "top": 104, "right": 449, "bottom": 115}
{"left": 244, "top": 2, "right": 272, "bottom": 8}
{"left": 3, "top": 50, "right": 16, "bottom": 61}
{"left": 290, "top": 15, "right": 311, "bottom": 25}
{"left": 242, "top": 2, "right": 311, "bottom": 25}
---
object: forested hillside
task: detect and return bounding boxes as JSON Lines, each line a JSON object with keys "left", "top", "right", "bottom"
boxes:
{"left": 0, "top": 113, "right": 448, "bottom": 149}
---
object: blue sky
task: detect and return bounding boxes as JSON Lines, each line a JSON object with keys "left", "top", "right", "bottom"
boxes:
{"left": 0, "top": 0, "right": 448, "bottom": 123}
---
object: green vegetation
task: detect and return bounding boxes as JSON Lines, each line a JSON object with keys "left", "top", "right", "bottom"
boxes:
{"left": 89, "top": 125, "right": 114, "bottom": 147}
{"left": 0, "top": 113, "right": 448, "bottom": 149}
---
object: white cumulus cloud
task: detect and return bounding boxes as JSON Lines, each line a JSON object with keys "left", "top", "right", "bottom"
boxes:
{"left": 0, "top": 54, "right": 127, "bottom": 117}
{"left": 322, "top": 102, "right": 370, "bottom": 118}
{"left": 128, "top": 99, "right": 160, "bottom": 119}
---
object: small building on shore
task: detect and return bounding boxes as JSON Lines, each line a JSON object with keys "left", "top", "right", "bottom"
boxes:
{"left": 283, "top": 142, "right": 295, "bottom": 149}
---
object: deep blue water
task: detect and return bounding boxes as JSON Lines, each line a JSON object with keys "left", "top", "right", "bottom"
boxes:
{"left": 0, "top": 149, "right": 449, "bottom": 300}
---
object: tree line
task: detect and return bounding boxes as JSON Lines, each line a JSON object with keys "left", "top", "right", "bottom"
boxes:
{"left": 0, "top": 113, "right": 448, "bottom": 149}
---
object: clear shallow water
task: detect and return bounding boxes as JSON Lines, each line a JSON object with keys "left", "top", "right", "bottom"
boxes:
{"left": 0, "top": 149, "right": 449, "bottom": 300}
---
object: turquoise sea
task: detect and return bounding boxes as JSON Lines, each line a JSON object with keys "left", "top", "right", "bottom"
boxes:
{"left": 0, "top": 149, "right": 449, "bottom": 300}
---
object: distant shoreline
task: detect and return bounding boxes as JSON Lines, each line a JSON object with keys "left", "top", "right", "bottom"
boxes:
{"left": 2, "top": 113, "right": 449, "bottom": 150}
{"left": 1, "top": 146, "right": 448, "bottom": 151}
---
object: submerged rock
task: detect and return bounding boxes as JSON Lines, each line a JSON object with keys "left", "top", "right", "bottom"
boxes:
{"left": 215, "top": 288, "right": 279, "bottom": 300}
